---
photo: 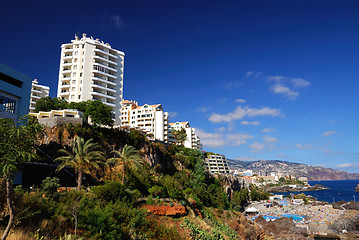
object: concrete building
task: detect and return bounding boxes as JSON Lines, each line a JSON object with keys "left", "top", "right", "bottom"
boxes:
{"left": 29, "top": 79, "right": 50, "bottom": 112}
{"left": 57, "top": 34, "right": 125, "bottom": 125}
{"left": 168, "top": 121, "right": 202, "bottom": 149}
{"left": 204, "top": 153, "right": 230, "bottom": 174}
{"left": 121, "top": 100, "right": 169, "bottom": 142}
{"left": 0, "top": 63, "right": 32, "bottom": 120}
{"left": 29, "top": 109, "right": 83, "bottom": 128}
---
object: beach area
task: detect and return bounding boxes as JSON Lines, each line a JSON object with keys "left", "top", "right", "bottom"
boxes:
{"left": 246, "top": 199, "right": 359, "bottom": 238}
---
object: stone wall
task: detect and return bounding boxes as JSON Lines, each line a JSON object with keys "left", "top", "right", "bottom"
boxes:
{"left": 38, "top": 117, "right": 82, "bottom": 128}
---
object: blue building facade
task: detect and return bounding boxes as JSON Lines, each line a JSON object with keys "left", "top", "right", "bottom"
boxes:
{"left": 0, "top": 63, "right": 32, "bottom": 120}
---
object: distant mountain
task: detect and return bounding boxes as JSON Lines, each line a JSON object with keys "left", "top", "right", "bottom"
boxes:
{"left": 227, "top": 159, "right": 359, "bottom": 181}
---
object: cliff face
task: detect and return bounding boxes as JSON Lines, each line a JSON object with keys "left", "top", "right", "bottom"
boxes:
{"left": 228, "top": 159, "right": 359, "bottom": 181}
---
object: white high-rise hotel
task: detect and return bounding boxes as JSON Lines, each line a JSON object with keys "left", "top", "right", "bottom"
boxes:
{"left": 57, "top": 34, "right": 125, "bottom": 125}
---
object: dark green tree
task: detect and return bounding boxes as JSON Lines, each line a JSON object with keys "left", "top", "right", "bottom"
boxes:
{"left": 0, "top": 116, "right": 44, "bottom": 240}
{"left": 172, "top": 128, "right": 187, "bottom": 146}
{"left": 84, "top": 100, "right": 114, "bottom": 127}
{"left": 34, "top": 96, "right": 68, "bottom": 112}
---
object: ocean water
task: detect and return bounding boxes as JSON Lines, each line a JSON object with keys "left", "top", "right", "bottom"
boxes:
{"left": 274, "top": 179, "right": 359, "bottom": 203}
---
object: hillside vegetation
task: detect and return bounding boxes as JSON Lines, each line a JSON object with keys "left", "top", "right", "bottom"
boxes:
{"left": 0, "top": 118, "right": 263, "bottom": 240}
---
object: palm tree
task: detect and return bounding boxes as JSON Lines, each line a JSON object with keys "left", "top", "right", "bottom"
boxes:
{"left": 107, "top": 144, "right": 143, "bottom": 185}
{"left": 0, "top": 116, "right": 44, "bottom": 240}
{"left": 56, "top": 137, "right": 104, "bottom": 189}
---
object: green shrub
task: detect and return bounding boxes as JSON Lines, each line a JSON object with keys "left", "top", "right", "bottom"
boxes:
{"left": 42, "top": 177, "right": 61, "bottom": 198}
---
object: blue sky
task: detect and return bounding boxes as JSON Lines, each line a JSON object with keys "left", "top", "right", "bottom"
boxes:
{"left": 1, "top": 0, "right": 359, "bottom": 172}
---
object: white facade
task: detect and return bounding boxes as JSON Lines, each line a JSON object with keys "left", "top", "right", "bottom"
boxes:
{"left": 29, "top": 79, "right": 49, "bottom": 112}
{"left": 57, "top": 34, "right": 125, "bottom": 125}
{"left": 168, "top": 121, "right": 202, "bottom": 149}
{"left": 204, "top": 153, "right": 230, "bottom": 174}
{"left": 121, "top": 100, "right": 169, "bottom": 142}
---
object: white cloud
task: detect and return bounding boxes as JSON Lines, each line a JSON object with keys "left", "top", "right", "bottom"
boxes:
{"left": 246, "top": 71, "right": 263, "bottom": 78}
{"left": 209, "top": 106, "right": 283, "bottom": 123}
{"left": 226, "top": 134, "right": 254, "bottom": 146}
{"left": 195, "top": 129, "right": 226, "bottom": 148}
{"left": 262, "top": 127, "right": 276, "bottom": 133}
{"left": 268, "top": 76, "right": 285, "bottom": 82}
{"left": 234, "top": 156, "right": 256, "bottom": 161}
{"left": 240, "top": 120, "right": 260, "bottom": 126}
{"left": 336, "top": 163, "right": 353, "bottom": 168}
{"left": 271, "top": 83, "right": 299, "bottom": 100}
{"left": 322, "top": 130, "right": 336, "bottom": 137}
{"left": 295, "top": 144, "right": 312, "bottom": 149}
{"left": 106, "top": 14, "right": 125, "bottom": 29}
{"left": 215, "top": 127, "right": 226, "bottom": 132}
{"left": 197, "top": 107, "right": 210, "bottom": 113}
{"left": 235, "top": 99, "right": 246, "bottom": 103}
{"left": 291, "top": 78, "right": 310, "bottom": 88}
{"left": 226, "top": 81, "right": 243, "bottom": 89}
{"left": 169, "top": 112, "right": 178, "bottom": 118}
{"left": 267, "top": 75, "right": 310, "bottom": 100}
{"left": 263, "top": 135, "right": 277, "bottom": 143}
{"left": 328, "top": 119, "right": 339, "bottom": 124}
{"left": 250, "top": 142, "right": 265, "bottom": 152}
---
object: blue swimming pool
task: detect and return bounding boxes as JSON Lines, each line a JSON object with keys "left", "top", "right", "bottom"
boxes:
{"left": 281, "top": 214, "right": 304, "bottom": 221}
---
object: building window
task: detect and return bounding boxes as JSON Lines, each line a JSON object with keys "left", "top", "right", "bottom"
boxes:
{"left": 0, "top": 95, "right": 16, "bottom": 114}
{"left": 74, "top": 58, "right": 78, "bottom": 62}
{"left": 73, "top": 65, "right": 77, "bottom": 70}
{"left": 73, "top": 73, "right": 77, "bottom": 77}
{"left": 78, "top": 95, "right": 81, "bottom": 99}
{"left": 74, "top": 51, "right": 78, "bottom": 56}
{"left": 72, "top": 80, "right": 76, "bottom": 84}
{"left": 71, "top": 87, "right": 75, "bottom": 92}
{"left": 71, "top": 95, "right": 75, "bottom": 99}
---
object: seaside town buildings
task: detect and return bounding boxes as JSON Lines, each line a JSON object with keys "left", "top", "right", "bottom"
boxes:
{"left": 0, "top": 63, "right": 32, "bottom": 120}
{"left": 120, "top": 100, "right": 169, "bottom": 142}
{"left": 204, "top": 153, "right": 230, "bottom": 174}
{"left": 57, "top": 34, "right": 125, "bottom": 125}
{"left": 168, "top": 121, "right": 202, "bottom": 149}
{"left": 29, "top": 79, "right": 50, "bottom": 113}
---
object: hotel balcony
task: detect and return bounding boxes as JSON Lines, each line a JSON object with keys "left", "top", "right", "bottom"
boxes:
{"left": 31, "top": 88, "right": 42, "bottom": 94}
{"left": 63, "top": 48, "right": 73, "bottom": 53}
{"left": 94, "top": 48, "right": 118, "bottom": 59}
{"left": 59, "top": 91, "right": 70, "bottom": 96}
{"left": 92, "top": 70, "right": 117, "bottom": 81}
{"left": 93, "top": 55, "right": 118, "bottom": 66}
{"left": 63, "top": 55, "right": 73, "bottom": 60}
{"left": 91, "top": 91, "right": 116, "bottom": 101}
{"left": 59, "top": 84, "right": 70, "bottom": 90}
{"left": 61, "top": 69, "right": 71, "bottom": 74}
{"left": 62, "top": 62, "right": 72, "bottom": 67}
{"left": 91, "top": 83, "right": 116, "bottom": 93}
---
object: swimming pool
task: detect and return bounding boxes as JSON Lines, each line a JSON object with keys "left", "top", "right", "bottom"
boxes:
{"left": 253, "top": 214, "right": 304, "bottom": 222}
{"left": 281, "top": 214, "right": 305, "bottom": 221}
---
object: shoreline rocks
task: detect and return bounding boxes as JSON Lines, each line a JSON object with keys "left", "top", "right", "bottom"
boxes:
{"left": 266, "top": 184, "right": 328, "bottom": 193}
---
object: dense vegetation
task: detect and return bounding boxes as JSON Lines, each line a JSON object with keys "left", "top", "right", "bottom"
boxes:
{"left": 0, "top": 117, "right": 259, "bottom": 239}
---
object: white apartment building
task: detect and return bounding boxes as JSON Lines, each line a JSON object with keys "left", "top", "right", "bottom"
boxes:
{"left": 57, "top": 34, "right": 125, "bottom": 125}
{"left": 121, "top": 100, "right": 169, "bottom": 142}
{"left": 168, "top": 121, "right": 202, "bottom": 149}
{"left": 204, "top": 153, "right": 230, "bottom": 174}
{"left": 29, "top": 79, "right": 49, "bottom": 112}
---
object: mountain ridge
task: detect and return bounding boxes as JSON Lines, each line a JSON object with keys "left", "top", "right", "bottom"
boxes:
{"left": 228, "top": 159, "right": 359, "bottom": 181}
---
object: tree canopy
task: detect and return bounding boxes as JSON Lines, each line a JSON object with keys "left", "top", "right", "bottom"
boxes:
{"left": 35, "top": 98, "right": 114, "bottom": 127}
{"left": 34, "top": 96, "right": 67, "bottom": 113}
